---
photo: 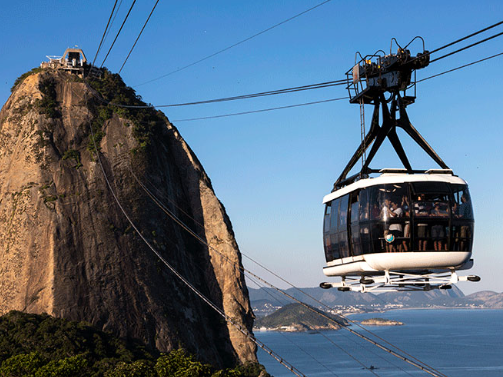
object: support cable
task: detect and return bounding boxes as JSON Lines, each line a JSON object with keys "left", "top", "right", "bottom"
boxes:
{"left": 85, "top": 79, "right": 347, "bottom": 109}
{"left": 118, "top": 0, "right": 160, "bottom": 73}
{"left": 171, "top": 97, "right": 348, "bottom": 122}
{"left": 418, "top": 51, "right": 503, "bottom": 83}
{"left": 430, "top": 30, "right": 503, "bottom": 63}
{"left": 101, "top": 0, "right": 138, "bottom": 67}
{"left": 134, "top": 0, "right": 333, "bottom": 87}
{"left": 247, "top": 278, "right": 343, "bottom": 377}
{"left": 429, "top": 20, "right": 503, "bottom": 55}
{"left": 92, "top": 0, "right": 119, "bottom": 66}
{"left": 104, "top": 0, "right": 124, "bottom": 42}
{"left": 247, "top": 276, "right": 416, "bottom": 376}
{"left": 130, "top": 172, "right": 377, "bottom": 376}
{"left": 76, "top": 89, "right": 307, "bottom": 377}
{"left": 170, "top": 49, "right": 503, "bottom": 122}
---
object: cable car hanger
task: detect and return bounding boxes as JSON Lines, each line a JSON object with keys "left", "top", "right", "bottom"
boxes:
{"left": 335, "top": 38, "right": 448, "bottom": 191}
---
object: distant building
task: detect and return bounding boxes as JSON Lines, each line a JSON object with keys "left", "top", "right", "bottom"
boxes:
{"left": 40, "top": 48, "right": 100, "bottom": 78}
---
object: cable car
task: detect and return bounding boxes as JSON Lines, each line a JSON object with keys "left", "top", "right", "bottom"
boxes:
{"left": 320, "top": 39, "right": 480, "bottom": 292}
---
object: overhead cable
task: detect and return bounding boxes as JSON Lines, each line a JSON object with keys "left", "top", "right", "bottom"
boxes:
{"left": 118, "top": 0, "right": 160, "bottom": 73}
{"left": 104, "top": 0, "right": 125, "bottom": 41}
{"left": 171, "top": 97, "right": 348, "bottom": 122}
{"left": 155, "top": 79, "right": 347, "bottom": 108}
{"left": 430, "top": 30, "right": 503, "bottom": 63}
{"left": 101, "top": 0, "right": 138, "bottom": 67}
{"left": 134, "top": 0, "right": 333, "bottom": 87}
{"left": 419, "top": 51, "right": 503, "bottom": 83}
{"left": 429, "top": 19, "right": 503, "bottom": 55}
{"left": 171, "top": 48, "right": 503, "bottom": 122}
{"left": 92, "top": 0, "right": 119, "bottom": 66}
{"left": 85, "top": 78, "right": 346, "bottom": 109}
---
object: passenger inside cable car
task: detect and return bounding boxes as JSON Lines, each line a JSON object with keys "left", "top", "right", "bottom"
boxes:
{"left": 323, "top": 181, "right": 474, "bottom": 263}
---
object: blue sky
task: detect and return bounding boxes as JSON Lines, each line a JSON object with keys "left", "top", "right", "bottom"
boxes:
{"left": 1, "top": 1, "right": 502, "bottom": 295}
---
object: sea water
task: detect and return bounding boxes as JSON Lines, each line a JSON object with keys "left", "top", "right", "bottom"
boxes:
{"left": 255, "top": 309, "right": 503, "bottom": 376}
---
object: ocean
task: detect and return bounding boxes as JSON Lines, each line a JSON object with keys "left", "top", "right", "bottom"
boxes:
{"left": 255, "top": 309, "right": 503, "bottom": 377}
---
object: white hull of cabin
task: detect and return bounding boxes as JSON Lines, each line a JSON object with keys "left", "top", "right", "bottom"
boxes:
{"left": 323, "top": 251, "right": 472, "bottom": 277}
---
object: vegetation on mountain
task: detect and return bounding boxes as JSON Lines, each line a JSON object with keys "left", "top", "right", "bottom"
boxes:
{"left": 254, "top": 303, "right": 347, "bottom": 331}
{"left": 0, "top": 311, "right": 268, "bottom": 377}
{"left": 87, "top": 69, "right": 163, "bottom": 154}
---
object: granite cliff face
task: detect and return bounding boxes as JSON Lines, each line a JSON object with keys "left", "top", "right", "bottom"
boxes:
{"left": 0, "top": 69, "right": 256, "bottom": 367}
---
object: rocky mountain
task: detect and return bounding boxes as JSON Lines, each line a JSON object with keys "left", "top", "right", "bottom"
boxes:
{"left": 463, "top": 291, "right": 503, "bottom": 308}
{"left": 0, "top": 68, "right": 256, "bottom": 368}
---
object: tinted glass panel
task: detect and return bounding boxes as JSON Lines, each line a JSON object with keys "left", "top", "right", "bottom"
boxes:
{"left": 452, "top": 184, "right": 474, "bottom": 220}
{"left": 452, "top": 222, "right": 474, "bottom": 251}
{"left": 324, "top": 203, "right": 331, "bottom": 233}
{"left": 350, "top": 191, "right": 359, "bottom": 224}
{"left": 351, "top": 223, "right": 362, "bottom": 256}
{"left": 331, "top": 233, "right": 340, "bottom": 259}
{"left": 360, "top": 224, "right": 371, "bottom": 254}
{"left": 412, "top": 181, "right": 450, "bottom": 193}
{"left": 339, "top": 195, "right": 349, "bottom": 229}
{"left": 338, "top": 195, "right": 350, "bottom": 258}
{"left": 412, "top": 190, "right": 450, "bottom": 251}
{"left": 330, "top": 198, "right": 340, "bottom": 232}
{"left": 324, "top": 235, "right": 332, "bottom": 262}
{"left": 338, "top": 232, "right": 350, "bottom": 258}
{"left": 359, "top": 189, "right": 370, "bottom": 221}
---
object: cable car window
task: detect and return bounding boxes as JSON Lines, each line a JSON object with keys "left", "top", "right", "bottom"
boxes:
{"left": 367, "top": 184, "right": 410, "bottom": 253}
{"left": 330, "top": 198, "right": 340, "bottom": 232}
{"left": 338, "top": 195, "right": 350, "bottom": 258}
{"left": 324, "top": 203, "right": 331, "bottom": 233}
{"left": 350, "top": 191, "right": 359, "bottom": 224}
{"left": 452, "top": 184, "right": 474, "bottom": 220}
{"left": 452, "top": 184, "right": 474, "bottom": 252}
{"left": 412, "top": 181, "right": 450, "bottom": 193}
{"left": 339, "top": 195, "right": 349, "bottom": 229}
{"left": 360, "top": 224, "right": 371, "bottom": 254}
{"left": 349, "top": 190, "right": 362, "bottom": 256}
{"left": 324, "top": 235, "right": 332, "bottom": 262}
{"left": 413, "top": 193, "right": 450, "bottom": 217}
{"left": 359, "top": 189, "right": 369, "bottom": 221}
{"left": 330, "top": 233, "right": 340, "bottom": 259}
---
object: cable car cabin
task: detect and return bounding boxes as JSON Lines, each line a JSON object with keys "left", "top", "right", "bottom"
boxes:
{"left": 322, "top": 172, "right": 474, "bottom": 278}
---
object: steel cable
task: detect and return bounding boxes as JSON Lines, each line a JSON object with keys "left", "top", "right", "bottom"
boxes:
{"left": 92, "top": 0, "right": 119, "bottom": 66}
{"left": 118, "top": 0, "right": 160, "bottom": 73}
{"left": 101, "top": 0, "right": 138, "bottom": 67}
{"left": 134, "top": 0, "right": 333, "bottom": 87}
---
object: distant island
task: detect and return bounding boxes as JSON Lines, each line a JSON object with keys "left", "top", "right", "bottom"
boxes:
{"left": 360, "top": 318, "right": 404, "bottom": 326}
{"left": 254, "top": 303, "right": 348, "bottom": 332}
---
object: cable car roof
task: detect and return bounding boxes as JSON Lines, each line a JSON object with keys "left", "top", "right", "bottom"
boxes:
{"left": 323, "top": 170, "right": 468, "bottom": 204}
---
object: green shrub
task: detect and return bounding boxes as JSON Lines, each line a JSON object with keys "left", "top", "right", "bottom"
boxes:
{"left": 0, "top": 352, "right": 47, "bottom": 377}
{"left": 154, "top": 349, "right": 212, "bottom": 377}
{"left": 104, "top": 360, "right": 156, "bottom": 377}
{"left": 34, "top": 354, "right": 88, "bottom": 377}
{"left": 35, "top": 77, "right": 60, "bottom": 119}
{"left": 62, "top": 149, "right": 82, "bottom": 169}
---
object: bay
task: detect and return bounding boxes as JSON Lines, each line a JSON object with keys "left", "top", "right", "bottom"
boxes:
{"left": 255, "top": 309, "right": 503, "bottom": 376}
